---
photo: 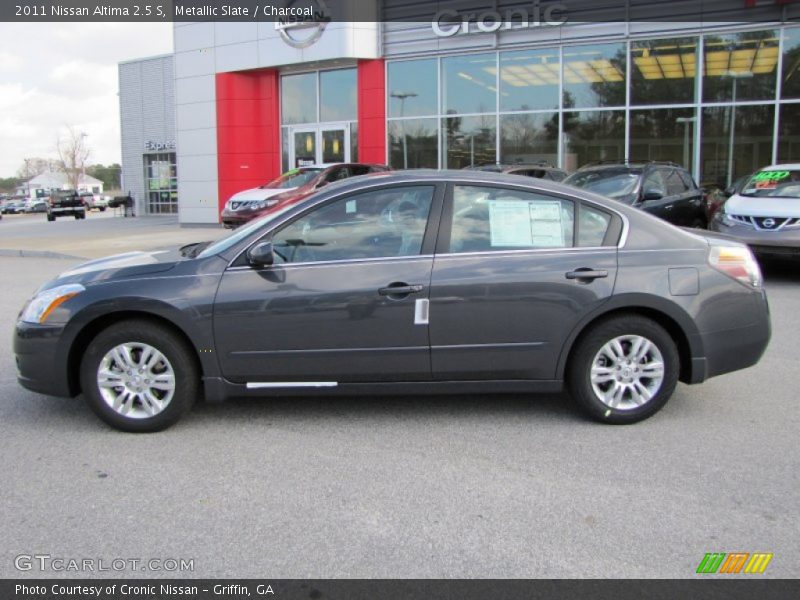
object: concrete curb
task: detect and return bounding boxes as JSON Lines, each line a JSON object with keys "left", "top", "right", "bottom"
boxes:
{"left": 0, "top": 249, "right": 87, "bottom": 261}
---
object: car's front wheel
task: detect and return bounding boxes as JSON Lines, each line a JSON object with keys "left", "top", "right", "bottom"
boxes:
{"left": 568, "top": 315, "right": 679, "bottom": 424}
{"left": 80, "top": 320, "right": 199, "bottom": 432}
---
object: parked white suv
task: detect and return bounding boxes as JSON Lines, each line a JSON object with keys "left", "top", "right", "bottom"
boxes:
{"left": 710, "top": 164, "right": 800, "bottom": 258}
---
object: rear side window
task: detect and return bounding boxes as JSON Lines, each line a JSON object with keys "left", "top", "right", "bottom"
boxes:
{"left": 448, "top": 185, "right": 574, "bottom": 253}
{"left": 578, "top": 204, "right": 612, "bottom": 247}
{"left": 663, "top": 168, "right": 689, "bottom": 195}
{"left": 678, "top": 169, "right": 696, "bottom": 190}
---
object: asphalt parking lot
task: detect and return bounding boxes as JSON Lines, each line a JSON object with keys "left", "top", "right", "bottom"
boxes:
{"left": 0, "top": 218, "right": 798, "bottom": 578}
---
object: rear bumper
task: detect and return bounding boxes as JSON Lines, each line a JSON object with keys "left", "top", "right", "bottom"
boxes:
{"left": 14, "top": 321, "right": 73, "bottom": 397}
{"left": 696, "top": 290, "right": 771, "bottom": 381}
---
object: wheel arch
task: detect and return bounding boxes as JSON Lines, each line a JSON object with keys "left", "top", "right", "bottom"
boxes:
{"left": 66, "top": 310, "right": 204, "bottom": 397}
{"left": 557, "top": 296, "right": 703, "bottom": 385}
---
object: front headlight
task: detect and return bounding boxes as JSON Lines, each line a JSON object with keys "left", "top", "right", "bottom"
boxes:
{"left": 20, "top": 284, "right": 85, "bottom": 324}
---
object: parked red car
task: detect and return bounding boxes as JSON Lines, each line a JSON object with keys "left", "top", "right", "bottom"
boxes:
{"left": 221, "top": 163, "right": 391, "bottom": 228}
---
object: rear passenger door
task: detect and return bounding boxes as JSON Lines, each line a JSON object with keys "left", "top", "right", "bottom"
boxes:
{"left": 428, "top": 183, "right": 619, "bottom": 381}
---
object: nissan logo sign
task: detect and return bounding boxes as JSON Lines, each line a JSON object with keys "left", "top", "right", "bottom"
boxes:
{"left": 762, "top": 218, "right": 776, "bottom": 229}
{"left": 275, "top": 0, "right": 331, "bottom": 49}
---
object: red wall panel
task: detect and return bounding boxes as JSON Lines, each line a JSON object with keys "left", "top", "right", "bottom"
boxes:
{"left": 357, "top": 59, "right": 386, "bottom": 165}
{"left": 215, "top": 69, "right": 281, "bottom": 218}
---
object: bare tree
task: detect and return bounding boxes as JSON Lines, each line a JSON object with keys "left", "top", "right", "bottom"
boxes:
{"left": 56, "top": 125, "right": 90, "bottom": 191}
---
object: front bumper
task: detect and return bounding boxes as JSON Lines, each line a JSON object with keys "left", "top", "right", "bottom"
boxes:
{"left": 14, "top": 321, "right": 73, "bottom": 397}
{"left": 710, "top": 219, "right": 800, "bottom": 256}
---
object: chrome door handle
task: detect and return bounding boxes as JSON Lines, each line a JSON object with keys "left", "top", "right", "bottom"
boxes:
{"left": 566, "top": 269, "right": 608, "bottom": 281}
{"left": 378, "top": 283, "right": 424, "bottom": 296}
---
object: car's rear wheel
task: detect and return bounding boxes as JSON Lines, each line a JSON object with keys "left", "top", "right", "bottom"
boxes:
{"left": 47, "top": 214, "right": 55, "bottom": 222}
{"left": 568, "top": 315, "right": 679, "bottom": 424}
{"left": 80, "top": 320, "right": 198, "bottom": 432}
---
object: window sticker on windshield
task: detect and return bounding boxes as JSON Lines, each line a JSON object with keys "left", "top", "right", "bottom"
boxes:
{"left": 345, "top": 199, "right": 357, "bottom": 214}
{"left": 283, "top": 168, "right": 299, "bottom": 177}
{"left": 488, "top": 199, "right": 564, "bottom": 247}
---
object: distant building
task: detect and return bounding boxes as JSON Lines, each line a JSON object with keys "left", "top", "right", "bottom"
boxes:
{"left": 18, "top": 172, "right": 104, "bottom": 200}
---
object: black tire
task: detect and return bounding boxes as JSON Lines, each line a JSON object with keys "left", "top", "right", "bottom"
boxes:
{"left": 567, "top": 315, "right": 679, "bottom": 424}
{"left": 80, "top": 320, "right": 199, "bottom": 432}
{"left": 99, "top": 207, "right": 106, "bottom": 212}
{"left": 74, "top": 214, "right": 80, "bottom": 220}
{"left": 47, "top": 214, "right": 55, "bottom": 222}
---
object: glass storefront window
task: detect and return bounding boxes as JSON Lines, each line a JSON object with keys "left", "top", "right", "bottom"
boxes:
{"left": 562, "top": 110, "right": 625, "bottom": 171}
{"left": 562, "top": 43, "right": 626, "bottom": 108}
{"left": 777, "top": 104, "right": 800, "bottom": 163}
{"left": 499, "top": 48, "right": 560, "bottom": 112}
{"left": 281, "top": 73, "right": 317, "bottom": 125}
{"left": 320, "top": 69, "right": 357, "bottom": 122}
{"left": 442, "top": 53, "right": 497, "bottom": 115}
{"left": 781, "top": 27, "right": 800, "bottom": 98}
{"left": 629, "top": 108, "right": 697, "bottom": 170}
{"left": 701, "top": 105, "right": 775, "bottom": 188}
{"left": 387, "top": 59, "right": 438, "bottom": 117}
{"left": 703, "top": 31, "right": 778, "bottom": 103}
{"left": 500, "top": 112, "right": 559, "bottom": 165}
{"left": 388, "top": 118, "right": 438, "bottom": 169}
{"left": 350, "top": 122, "right": 358, "bottom": 163}
{"left": 144, "top": 152, "right": 177, "bottom": 214}
{"left": 630, "top": 38, "right": 697, "bottom": 105}
{"left": 443, "top": 115, "right": 496, "bottom": 169}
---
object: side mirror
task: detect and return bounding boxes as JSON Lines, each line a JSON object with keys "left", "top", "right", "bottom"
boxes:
{"left": 642, "top": 188, "right": 665, "bottom": 202}
{"left": 247, "top": 241, "right": 274, "bottom": 267}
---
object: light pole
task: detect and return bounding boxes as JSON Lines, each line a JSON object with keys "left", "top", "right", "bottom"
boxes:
{"left": 80, "top": 132, "right": 88, "bottom": 191}
{"left": 725, "top": 71, "right": 753, "bottom": 187}
{"left": 390, "top": 91, "right": 417, "bottom": 169}
{"left": 675, "top": 116, "right": 696, "bottom": 171}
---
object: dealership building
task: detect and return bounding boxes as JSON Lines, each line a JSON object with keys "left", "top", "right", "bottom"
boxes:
{"left": 118, "top": 0, "right": 800, "bottom": 223}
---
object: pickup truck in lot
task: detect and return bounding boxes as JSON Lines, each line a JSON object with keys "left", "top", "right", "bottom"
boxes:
{"left": 47, "top": 190, "right": 87, "bottom": 221}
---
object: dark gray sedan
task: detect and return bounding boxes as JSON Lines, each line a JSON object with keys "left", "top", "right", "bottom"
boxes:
{"left": 14, "top": 171, "right": 770, "bottom": 432}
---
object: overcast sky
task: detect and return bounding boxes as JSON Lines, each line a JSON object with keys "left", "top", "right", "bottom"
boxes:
{"left": 0, "top": 22, "right": 173, "bottom": 177}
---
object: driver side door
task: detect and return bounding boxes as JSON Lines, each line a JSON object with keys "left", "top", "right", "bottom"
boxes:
{"left": 213, "top": 184, "right": 443, "bottom": 385}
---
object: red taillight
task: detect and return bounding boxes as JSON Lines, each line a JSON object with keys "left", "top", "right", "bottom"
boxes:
{"left": 709, "top": 245, "right": 762, "bottom": 288}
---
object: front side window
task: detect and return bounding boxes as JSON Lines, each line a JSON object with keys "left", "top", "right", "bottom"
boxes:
{"left": 272, "top": 186, "right": 435, "bottom": 264}
{"left": 448, "top": 185, "right": 574, "bottom": 254}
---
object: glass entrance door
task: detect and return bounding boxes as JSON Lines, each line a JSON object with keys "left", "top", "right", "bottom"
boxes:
{"left": 290, "top": 125, "right": 350, "bottom": 168}
{"left": 292, "top": 129, "right": 317, "bottom": 168}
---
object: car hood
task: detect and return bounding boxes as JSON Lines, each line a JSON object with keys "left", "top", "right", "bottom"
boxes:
{"left": 724, "top": 193, "right": 800, "bottom": 217}
{"left": 228, "top": 186, "right": 297, "bottom": 203}
{"left": 42, "top": 249, "right": 183, "bottom": 289}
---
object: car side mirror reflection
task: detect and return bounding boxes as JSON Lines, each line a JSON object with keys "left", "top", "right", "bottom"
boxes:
{"left": 642, "top": 189, "right": 665, "bottom": 202}
{"left": 247, "top": 241, "right": 274, "bottom": 267}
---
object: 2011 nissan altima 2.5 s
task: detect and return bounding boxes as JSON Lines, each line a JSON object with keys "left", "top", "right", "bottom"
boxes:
{"left": 14, "top": 171, "right": 771, "bottom": 432}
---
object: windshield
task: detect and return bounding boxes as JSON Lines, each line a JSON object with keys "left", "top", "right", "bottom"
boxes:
{"left": 263, "top": 168, "right": 323, "bottom": 190}
{"left": 740, "top": 169, "right": 800, "bottom": 199}
{"left": 196, "top": 204, "right": 297, "bottom": 259}
{"left": 565, "top": 169, "right": 642, "bottom": 199}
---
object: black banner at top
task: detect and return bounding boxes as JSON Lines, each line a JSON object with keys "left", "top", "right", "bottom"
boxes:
{"left": 1, "top": 0, "right": 799, "bottom": 23}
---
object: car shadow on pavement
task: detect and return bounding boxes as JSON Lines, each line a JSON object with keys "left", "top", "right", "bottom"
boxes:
{"left": 190, "top": 392, "right": 580, "bottom": 428}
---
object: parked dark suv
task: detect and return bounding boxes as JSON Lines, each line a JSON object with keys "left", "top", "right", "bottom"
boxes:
{"left": 564, "top": 161, "right": 706, "bottom": 228}
{"left": 15, "top": 171, "right": 769, "bottom": 432}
